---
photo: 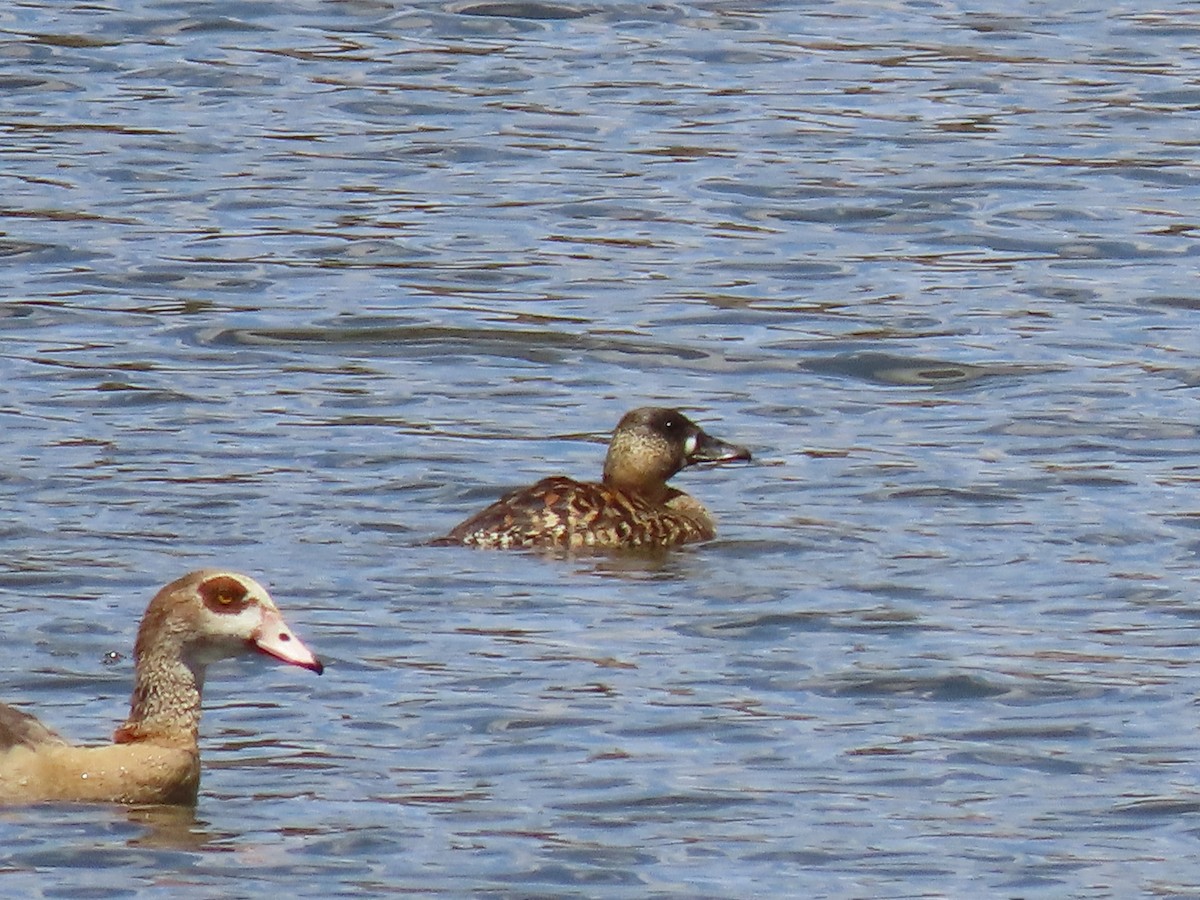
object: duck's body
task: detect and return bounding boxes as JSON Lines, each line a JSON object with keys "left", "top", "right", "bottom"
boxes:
{"left": 0, "top": 570, "right": 322, "bottom": 806}
{"left": 435, "top": 407, "right": 751, "bottom": 550}
{"left": 439, "top": 475, "right": 716, "bottom": 550}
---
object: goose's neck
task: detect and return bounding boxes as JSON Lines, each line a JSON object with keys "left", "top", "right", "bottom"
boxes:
{"left": 114, "top": 649, "right": 204, "bottom": 748}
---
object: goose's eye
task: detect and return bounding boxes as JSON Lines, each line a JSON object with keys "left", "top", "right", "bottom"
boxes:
{"left": 199, "top": 575, "right": 251, "bottom": 613}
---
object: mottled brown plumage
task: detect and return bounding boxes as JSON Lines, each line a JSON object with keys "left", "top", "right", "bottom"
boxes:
{"left": 434, "top": 407, "right": 751, "bottom": 550}
{"left": 0, "top": 570, "right": 322, "bottom": 806}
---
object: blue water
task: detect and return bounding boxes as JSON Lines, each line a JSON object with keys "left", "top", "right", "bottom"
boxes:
{"left": 2, "top": 1, "right": 1200, "bottom": 896}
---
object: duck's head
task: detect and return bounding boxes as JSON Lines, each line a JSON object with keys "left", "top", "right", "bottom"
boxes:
{"left": 601, "top": 407, "right": 751, "bottom": 496}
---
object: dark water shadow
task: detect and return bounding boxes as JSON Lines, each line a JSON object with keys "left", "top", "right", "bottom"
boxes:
{"left": 801, "top": 351, "right": 1052, "bottom": 389}
{"left": 452, "top": 1, "right": 590, "bottom": 20}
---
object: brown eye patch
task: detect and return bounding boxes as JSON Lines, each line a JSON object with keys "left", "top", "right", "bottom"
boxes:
{"left": 198, "top": 575, "right": 252, "bottom": 614}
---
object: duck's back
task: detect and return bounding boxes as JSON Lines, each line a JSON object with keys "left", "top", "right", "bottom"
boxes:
{"left": 435, "top": 476, "right": 715, "bottom": 550}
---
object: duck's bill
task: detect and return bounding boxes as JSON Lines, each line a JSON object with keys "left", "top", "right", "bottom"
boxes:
{"left": 251, "top": 608, "right": 324, "bottom": 674}
{"left": 686, "top": 430, "right": 753, "bottom": 466}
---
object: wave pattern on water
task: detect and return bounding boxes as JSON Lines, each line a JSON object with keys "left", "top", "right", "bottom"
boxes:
{"left": 1, "top": 0, "right": 1200, "bottom": 897}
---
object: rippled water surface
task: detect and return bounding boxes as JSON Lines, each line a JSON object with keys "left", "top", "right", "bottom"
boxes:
{"left": 3, "top": 0, "right": 1200, "bottom": 896}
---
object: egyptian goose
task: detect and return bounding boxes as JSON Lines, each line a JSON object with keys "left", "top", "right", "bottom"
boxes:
{"left": 432, "top": 407, "right": 752, "bottom": 550}
{"left": 0, "top": 570, "right": 322, "bottom": 806}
